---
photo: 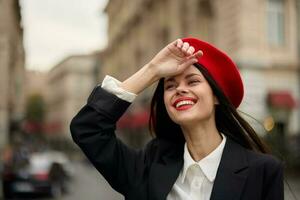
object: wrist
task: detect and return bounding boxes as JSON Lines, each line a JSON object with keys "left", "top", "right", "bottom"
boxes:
{"left": 120, "top": 63, "right": 159, "bottom": 94}
{"left": 143, "top": 62, "right": 159, "bottom": 84}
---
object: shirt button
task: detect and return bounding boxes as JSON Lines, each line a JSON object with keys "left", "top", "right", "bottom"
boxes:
{"left": 191, "top": 164, "right": 202, "bottom": 173}
{"left": 192, "top": 177, "right": 201, "bottom": 189}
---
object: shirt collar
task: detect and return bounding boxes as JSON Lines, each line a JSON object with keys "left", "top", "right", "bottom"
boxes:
{"left": 180, "top": 133, "right": 227, "bottom": 183}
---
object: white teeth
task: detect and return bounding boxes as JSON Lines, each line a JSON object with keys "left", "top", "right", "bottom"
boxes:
{"left": 175, "top": 100, "right": 195, "bottom": 108}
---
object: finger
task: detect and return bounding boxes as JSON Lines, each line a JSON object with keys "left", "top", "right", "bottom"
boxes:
{"left": 187, "top": 46, "right": 195, "bottom": 55}
{"left": 187, "top": 50, "right": 203, "bottom": 59}
{"left": 169, "top": 39, "right": 180, "bottom": 49}
{"left": 176, "top": 39, "right": 183, "bottom": 48}
{"left": 182, "top": 42, "right": 189, "bottom": 52}
{"left": 178, "top": 58, "right": 198, "bottom": 71}
{"left": 194, "top": 50, "right": 203, "bottom": 58}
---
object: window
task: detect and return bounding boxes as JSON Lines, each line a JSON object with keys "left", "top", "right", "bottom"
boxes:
{"left": 196, "top": 0, "right": 214, "bottom": 41}
{"left": 267, "top": 0, "right": 285, "bottom": 45}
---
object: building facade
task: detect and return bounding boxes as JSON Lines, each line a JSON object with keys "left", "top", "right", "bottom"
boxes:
{"left": 45, "top": 54, "right": 100, "bottom": 141}
{"left": 297, "top": 0, "right": 300, "bottom": 126}
{"left": 25, "top": 70, "right": 48, "bottom": 98}
{"left": 102, "top": 0, "right": 299, "bottom": 137}
{"left": 0, "top": 0, "right": 25, "bottom": 147}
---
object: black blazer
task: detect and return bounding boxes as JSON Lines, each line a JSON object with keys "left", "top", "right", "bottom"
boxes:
{"left": 70, "top": 86, "right": 284, "bottom": 200}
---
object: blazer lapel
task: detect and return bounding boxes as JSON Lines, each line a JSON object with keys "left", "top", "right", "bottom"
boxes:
{"left": 210, "top": 138, "right": 249, "bottom": 200}
{"left": 148, "top": 140, "right": 184, "bottom": 200}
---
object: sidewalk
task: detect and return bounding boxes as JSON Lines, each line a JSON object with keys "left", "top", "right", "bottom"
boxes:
{"left": 285, "top": 175, "right": 300, "bottom": 200}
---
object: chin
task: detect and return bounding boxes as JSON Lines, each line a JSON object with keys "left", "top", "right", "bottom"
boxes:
{"left": 172, "top": 116, "right": 202, "bottom": 126}
{"left": 170, "top": 111, "right": 213, "bottom": 126}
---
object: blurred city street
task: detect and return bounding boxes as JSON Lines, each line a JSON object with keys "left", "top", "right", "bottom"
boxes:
{"left": 0, "top": 160, "right": 124, "bottom": 200}
{"left": 1, "top": 0, "right": 300, "bottom": 199}
{"left": 46, "top": 160, "right": 123, "bottom": 200}
{"left": 285, "top": 176, "right": 300, "bottom": 200}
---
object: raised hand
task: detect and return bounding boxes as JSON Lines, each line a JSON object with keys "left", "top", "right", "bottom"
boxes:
{"left": 149, "top": 39, "right": 203, "bottom": 79}
{"left": 120, "top": 39, "right": 203, "bottom": 94}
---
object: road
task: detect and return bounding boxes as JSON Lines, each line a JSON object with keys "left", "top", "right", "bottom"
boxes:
{"left": 284, "top": 175, "right": 300, "bottom": 200}
{"left": 0, "top": 161, "right": 124, "bottom": 200}
{"left": 51, "top": 161, "right": 123, "bottom": 200}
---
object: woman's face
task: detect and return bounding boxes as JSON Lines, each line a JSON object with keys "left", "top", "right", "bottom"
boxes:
{"left": 163, "top": 65, "right": 218, "bottom": 126}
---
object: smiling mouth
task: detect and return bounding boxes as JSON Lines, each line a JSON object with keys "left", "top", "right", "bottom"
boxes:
{"left": 176, "top": 104, "right": 194, "bottom": 111}
{"left": 173, "top": 99, "right": 197, "bottom": 111}
{"left": 175, "top": 100, "right": 195, "bottom": 108}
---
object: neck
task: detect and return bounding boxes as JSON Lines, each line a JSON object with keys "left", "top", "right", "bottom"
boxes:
{"left": 181, "top": 119, "right": 222, "bottom": 162}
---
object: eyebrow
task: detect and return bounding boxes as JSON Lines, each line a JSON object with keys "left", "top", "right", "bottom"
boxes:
{"left": 164, "top": 73, "right": 202, "bottom": 83}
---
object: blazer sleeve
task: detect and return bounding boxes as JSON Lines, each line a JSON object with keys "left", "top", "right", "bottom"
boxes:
{"left": 262, "top": 158, "right": 284, "bottom": 200}
{"left": 70, "top": 86, "right": 154, "bottom": 195}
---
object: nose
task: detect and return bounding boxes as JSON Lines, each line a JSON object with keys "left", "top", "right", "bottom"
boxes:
{"left": 176, "top": 85, "right": 189, "bottom": 95}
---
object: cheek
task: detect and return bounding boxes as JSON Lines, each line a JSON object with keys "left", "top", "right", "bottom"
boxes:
{"left": 200, "top": 94, "right": 215, "bottom": 111}
{"left": 163, "top": 93, "right": 175, "bottom": 117}
{"left": 163, "top": 91, "right": 171, "bottom": 106}
{"left": 163, "top": 93, "right": 171, "bottom": 110}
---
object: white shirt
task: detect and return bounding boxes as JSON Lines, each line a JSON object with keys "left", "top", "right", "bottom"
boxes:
{"left": 101, "top": 75, "right": 227, "bottom": 200}
{"left": 101, "top": 75, "right": 137, "bottom": 102}
{"left": 167, "top": 134, "right": 226, "bottom": 200}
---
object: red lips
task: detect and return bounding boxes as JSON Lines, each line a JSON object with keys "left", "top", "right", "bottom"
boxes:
{"left": 172, "top": 97, "right": 197, "bottom": 107}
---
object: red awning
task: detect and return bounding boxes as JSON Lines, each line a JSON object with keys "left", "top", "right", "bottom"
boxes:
{"left": 23, "top": 121, "right": 43, "bottom": 133}
{"left": 267, "top": 91, "right": 298, "bottom": 109}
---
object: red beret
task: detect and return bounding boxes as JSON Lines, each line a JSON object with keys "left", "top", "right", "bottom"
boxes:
{"left": 182, "top": 37, "right": 244, "bottom": 108}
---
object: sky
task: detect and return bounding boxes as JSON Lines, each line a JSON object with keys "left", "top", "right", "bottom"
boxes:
{"left": 20, "top": 0, "right": 108, "bottom": 72}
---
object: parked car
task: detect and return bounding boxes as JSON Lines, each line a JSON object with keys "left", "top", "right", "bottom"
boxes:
{"left": 2, "top": 150, "right": 72, "bottom": 199}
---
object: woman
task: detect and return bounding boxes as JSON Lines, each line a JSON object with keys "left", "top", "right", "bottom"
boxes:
{"left": 70, "top": 38, "right": 284, "bottom": 200}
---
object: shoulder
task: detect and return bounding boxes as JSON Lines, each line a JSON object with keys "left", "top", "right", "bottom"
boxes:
{"left": 244, "top": 148, "right": 284, "bottom": 198}
{"left": 227, "top": 137, "right": 283, "bottom": 170}
{"left": 246, "top": 149, "right": 282, "bottom": 165}
{"left": 245, "top": 149, "right": 284, "bottom": 175}
{"left": 226, "top": 137, "right": 283, "bottom": 173}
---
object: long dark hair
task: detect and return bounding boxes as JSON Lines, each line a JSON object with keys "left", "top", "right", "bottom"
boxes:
{"left": 149, "top": 63, "right": 270, "bottom": 153}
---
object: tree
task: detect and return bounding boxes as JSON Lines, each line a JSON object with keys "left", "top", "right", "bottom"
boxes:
{"left": 25, "top": 94, "right": 45, "bottom": 134}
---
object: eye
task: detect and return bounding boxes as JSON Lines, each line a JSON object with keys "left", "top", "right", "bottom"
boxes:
{"left": 188, "top": 80, "right": 200, "bottom": 85}
{"left": 165, "top": 84, "right": 176, "bottom": 90}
